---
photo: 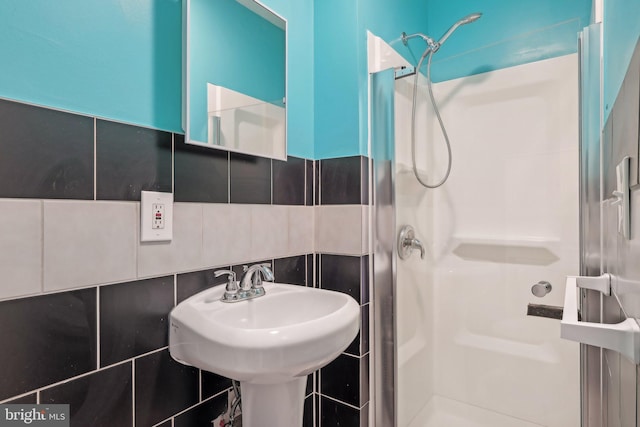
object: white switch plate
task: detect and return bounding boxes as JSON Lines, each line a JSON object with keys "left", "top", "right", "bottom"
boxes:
{"left": 141, "top": 191, "right": 173, "bottom": 242}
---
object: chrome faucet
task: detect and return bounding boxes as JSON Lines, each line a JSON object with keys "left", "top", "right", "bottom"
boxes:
{"left": 215, "top": 263, "right": 273, "bottom": 303}
{"left": 240, "top": 263, "right": 274, "bottom": 293}
{"left": 398, "top": 225, "right": 426, "bottom": 260}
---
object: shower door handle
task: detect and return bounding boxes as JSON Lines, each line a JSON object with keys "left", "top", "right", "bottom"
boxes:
{"left": 561, "top": 275, "right": 640, "bottom": 363}
{"left": 398, "top": 225, "right": 425, "bottom": 260}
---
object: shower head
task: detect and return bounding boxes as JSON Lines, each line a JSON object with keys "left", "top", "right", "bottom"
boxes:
{"left": 436, "top": 12, "right": 482, "bottom": 47}
{"left": 459, "top": 12, "right": 482, "bottom": 25}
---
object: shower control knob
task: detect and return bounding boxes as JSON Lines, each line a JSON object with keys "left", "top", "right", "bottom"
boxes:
{"left": 531, "top": 281, "right": 552, "bottom": 298}
{"left": 398, "top": 225, "right": 425, "bottom": 260}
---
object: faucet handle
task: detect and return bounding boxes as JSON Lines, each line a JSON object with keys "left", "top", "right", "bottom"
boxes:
{"left": 214, "top": 270, "right": 239, "bottom": 300}
{"left": 398, "top": 225, "right": 426, "bottom": 260}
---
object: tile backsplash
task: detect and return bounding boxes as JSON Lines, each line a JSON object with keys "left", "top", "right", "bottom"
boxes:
{"left": 0, "top": 97, "right": 370, "bottom": 427}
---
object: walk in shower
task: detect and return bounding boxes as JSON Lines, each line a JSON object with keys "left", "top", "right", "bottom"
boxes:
{"left": 370, "top": 21, "right": 582, "bottom": 427}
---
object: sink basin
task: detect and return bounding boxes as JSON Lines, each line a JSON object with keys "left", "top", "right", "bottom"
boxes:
{"left": 169, "top": 282, "right": 360, "bottom": 426}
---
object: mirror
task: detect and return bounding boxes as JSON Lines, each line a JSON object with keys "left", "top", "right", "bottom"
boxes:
{"left": 184, "top": 0, "right": 286, "bottom": 160}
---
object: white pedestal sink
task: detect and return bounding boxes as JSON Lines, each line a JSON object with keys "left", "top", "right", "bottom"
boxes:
{"left": 169, "top": 282, "right": 360, "bottom": 426}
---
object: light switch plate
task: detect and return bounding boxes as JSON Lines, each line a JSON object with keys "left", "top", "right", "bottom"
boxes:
{"left": 141, "top": 191, "right": 173, "bottom": 242}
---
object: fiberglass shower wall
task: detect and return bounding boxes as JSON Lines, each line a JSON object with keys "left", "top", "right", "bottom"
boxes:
{"left": 374, "top": 50, "right": 582, "bottom": 426}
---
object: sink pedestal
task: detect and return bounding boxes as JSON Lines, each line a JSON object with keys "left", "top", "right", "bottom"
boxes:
{"left": 241, "top": 376, "right": 307, "bottom": 427}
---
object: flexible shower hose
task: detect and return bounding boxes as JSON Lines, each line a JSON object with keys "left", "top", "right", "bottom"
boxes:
{"left": 411, "top": 49, "right": 452, "bottom": 189}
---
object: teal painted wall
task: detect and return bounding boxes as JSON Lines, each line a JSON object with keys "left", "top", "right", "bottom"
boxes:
{"left": 420, "top": 0, "right": 591, "bottom": 82}
{"left": 314, "top": 0, "right": 361, "bottom": 160}
{"left": 0, "top": 0, "right": 314, "bottom": 159}
{"left": 0, "top": 0, "right": 596, "bottom": 160}
{"left": 261, "top": 0, "right": 315, "bottom": 159}
{"left": 189, "top": 0, "right": 285, "bottom": 144}
{"left": 603, "top": 0, "right": 640, "bottom": 122}
{"left": 313, "top": 0, "right": 430, "bottom": 159}
{"left": 313, "top": 0, "right": 591, "bottom": 159}
{"left": 0, "top": 0, "right": 182, "bottom": 132}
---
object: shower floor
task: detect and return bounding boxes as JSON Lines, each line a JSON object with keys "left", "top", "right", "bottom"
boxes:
{"left": 408, "top": 396, "right": 543, "bottom": 427}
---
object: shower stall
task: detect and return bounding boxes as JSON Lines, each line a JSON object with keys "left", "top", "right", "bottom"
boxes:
{"left": 370, "top": 24, "right": 581, "bottom": 427}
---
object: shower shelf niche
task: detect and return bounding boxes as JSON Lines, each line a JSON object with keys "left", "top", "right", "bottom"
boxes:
{"left": 451, "top": 236, "right": 560, "bottom": 266}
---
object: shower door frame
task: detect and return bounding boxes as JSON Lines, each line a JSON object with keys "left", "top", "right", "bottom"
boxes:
{"left": 371, "top": 50, "right": 590, "bottom": 426}
{"left": 370, "top": 67, "right": 399, "bottom": 427}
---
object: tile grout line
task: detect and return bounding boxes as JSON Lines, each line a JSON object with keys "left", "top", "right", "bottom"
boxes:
{"left": 318, "top": 371, "right": 322, "bottom": 426}
{"left": 151, "top": 387, "right": 232, "bottom": 427}
{"left": 0, "top": 348, "right": 168, "bottom": 404}
{"left": 93, "top": 117, "right": 97, "bottom": 201}
{"left": 227, "top": 152, "right": 231, "bottom": 204}
{"left": 320, "top": 393, "right": 364, "bottom": 411}
{"left": 171, "top": 133, "right": 175, "bottom": 194}
{"left": 318, "top": 160, "right": 321, "bottom": 206}
{"left": 96, "top": 288, "right": 101, "bottom": 370}
{"left": 173, "top": 274, "right": 177, "bottom": 307}
{"left": 132, "top": 360, "right": 136, "bottom": 427}
{"left": 40, "top": 200, "right": 44, "bottom": 294}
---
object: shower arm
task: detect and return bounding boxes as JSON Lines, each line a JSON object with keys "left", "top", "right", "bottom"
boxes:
{"left": 401, "top": 32, "right": 440, "bottom": 53}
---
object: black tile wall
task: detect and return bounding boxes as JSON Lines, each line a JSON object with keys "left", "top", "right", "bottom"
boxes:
{"left": 306, "top": 159, "right": 314, "bottom": 206}
{"left": 320, "top": 254, "right": 367, "bottom": 304}
{"left": 40, "top": 362, "right": 133, "bottom": 427}
{"left": 134, "top": 349, "right": 199, "bottom": 427}
{"left": 317, "top": 252, "right": 370, "bottom": 426}
{"left": 0, "top": 98, "right": 324, "bottom": 205}
{"left": 0, "top": 99, "right": 94, "bottom": 199}
{"left": 174, "top": 134, "right": 229, "bottom": 203}
{"left": 320, "top": 354, "right": 362, "bottom": 408}
{"left": 0, "top": 95, "right": 370, "bottom": 427}
{"left": 99, "top": 276, "right": 174, "bottom": 367}
{"left": 304, "top": 395, "right": 314, "bottom": 427}
{"left": 230, "top": 152, "right": 272, "bottom": 204}
{"left": 174, "top": 393, "right": 228, "bottom": 427}
{"left": 273, "top": 156, "right": 306, "bottom": 205}
{"left": 0, "top": 288, "right": 96, "bottom": 400}
{"left": 177, "top": 268, "right": 228, "bottom": 304}
{"left": 321, "top": 397, "right": 360, "bottom": 427}
{"left": 201, "top": 371, "right": 233, "bottom": 399}
{"left": 273, "top": 255, "right": 307, "bottom": 285}
{"left": 320, "top": 156, "right": 368, "bottom": 205}
{"left": 345, "top": 304, "right": 370, "bottom": 356}
{"left": 306, "top": 372, "right": 315, "bottom": 397}
{"left": 307, "top": 254, "right": 314, "bottom": 288}
{"left": 96, "top": 120, "right": 172, "bottom": 200}
{"left": 315, "top": 394, "right": 321, "bottom": 427}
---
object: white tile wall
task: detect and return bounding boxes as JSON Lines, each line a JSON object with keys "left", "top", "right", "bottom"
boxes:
{"left": 288, "top": 206, "right": 314, "bottom": 256}
{"left": 250, "top": 205, "right": 289, "bottom": 260}
{"left": 0, "top": 200, "right": 42, "bottom": 299}
{"left": 202, "top": 203, "right": 252, "bottom": 267}
{"left": 138, "top": 203, "right": 204, "bottom": 277}
{"left": 0, "top": 201, "right": 320, "bottom": 300}
{"left": 43, "top": 201, "right": 137, "bottom": 291}
{"left": 315, "top": 205, "right": 369, "bottom": 255}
